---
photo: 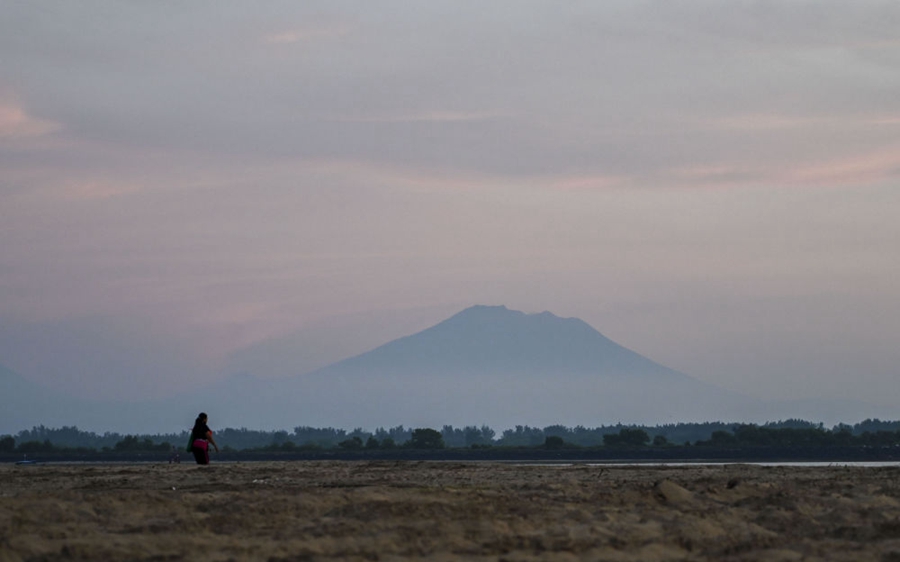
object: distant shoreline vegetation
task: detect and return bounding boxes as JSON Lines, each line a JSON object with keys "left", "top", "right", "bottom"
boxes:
{"left": 3, "top": 419, "right": 900, "bottom": 461}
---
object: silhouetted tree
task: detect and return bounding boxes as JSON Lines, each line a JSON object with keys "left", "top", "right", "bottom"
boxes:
{"left": 441, "top": 425, "right": 466, "bottom": 448}
{"left": 603, "top": 428, "right": 650, "bottom": 447}
{"left": 851, "top": 419, "right": 900, "bottom": 435}
{"left": 409, "top": 428, "right": 444, "bottom": 449}
{"left": 498, "top": 425, "right": 545, "bottom": 447}
{"left": 442, "top": 425, "right": 495, "bottom": 447}
{"left": 544, "top": 436, "right": 566, "bottom": 450}
{"left": 704, "top": 430, "right": 738, "bottom": 446}
{"left": 374, "top": 425, "right": 411, "bottom": 445}
{"left": 17, "top": 439, "right": 55, "bottom": 453}
{"left": 338, "top": 436, "right": 363, "bottom": 450}
{"left": 113, "top": 435, "right": 170, "bottom": 451}
{"left": 291, "top": 426, "right": 351, "bottom": 449}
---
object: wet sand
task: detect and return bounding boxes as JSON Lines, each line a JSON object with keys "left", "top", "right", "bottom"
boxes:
{"left": 2, "top": 461, "right": 900, "bottom": 561}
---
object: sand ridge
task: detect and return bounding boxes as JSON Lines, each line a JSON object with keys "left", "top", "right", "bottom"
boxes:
{"left": 2, "top": 461, "right": 900, "bottom": 561}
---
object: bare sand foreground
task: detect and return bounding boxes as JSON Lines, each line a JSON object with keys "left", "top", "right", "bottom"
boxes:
{"left": 2, "top": 461, "right": 900, "bottom": 562}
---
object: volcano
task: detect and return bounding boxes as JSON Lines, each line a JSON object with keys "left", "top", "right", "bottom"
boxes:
{"left": 267, "top": 305, "right": 757, "bottom": 429}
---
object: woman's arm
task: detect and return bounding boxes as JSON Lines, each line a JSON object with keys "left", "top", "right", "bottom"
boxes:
{"left": 206, "top": 430, "right": 219, "bottom": 452}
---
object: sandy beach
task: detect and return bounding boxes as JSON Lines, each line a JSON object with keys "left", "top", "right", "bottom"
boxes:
{"left": 2, "top": 461, "right": 900, "bottom": 561}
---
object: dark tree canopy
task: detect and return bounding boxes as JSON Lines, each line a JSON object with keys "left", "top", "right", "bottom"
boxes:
{"left": 409, "top": 428, "right": 445, "bottom": 449}
{"left": 603, "top": 428, "right": 650, "bottom": 447}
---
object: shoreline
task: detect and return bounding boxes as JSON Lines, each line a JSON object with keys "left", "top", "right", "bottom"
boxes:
{"left": 4, "top": 444, "right": 899, "bottom": 465}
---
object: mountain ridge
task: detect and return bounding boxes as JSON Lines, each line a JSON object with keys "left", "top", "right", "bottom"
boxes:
{"left": 3, "top": 305, "right": 890, "bottom": 433}
{"left": 308, "top": 304, "right": 687, "bottom": 380}
{"left": 263, "top": 304, "right": 752, "bottom": 429}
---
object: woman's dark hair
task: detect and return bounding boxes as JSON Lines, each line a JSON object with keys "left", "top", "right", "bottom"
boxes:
{"left": 194, "top": 413, "right": 207, "bottom": 426}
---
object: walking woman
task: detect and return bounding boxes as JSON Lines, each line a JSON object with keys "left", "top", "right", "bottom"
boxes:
{"left": 190, "top": 412, "right": 219, "bottom": 465}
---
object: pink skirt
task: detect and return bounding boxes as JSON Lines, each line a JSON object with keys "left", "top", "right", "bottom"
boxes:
{"left": 192, "top": 439, "right": 209, "bottom": 464}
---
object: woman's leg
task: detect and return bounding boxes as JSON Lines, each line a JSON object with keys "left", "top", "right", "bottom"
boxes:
{"left": 192, "top": 440, "right": 209, "bottom": 464}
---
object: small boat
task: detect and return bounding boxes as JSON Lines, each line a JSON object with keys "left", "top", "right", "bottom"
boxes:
{"left": 15, "top": 454, "right": 37, "bottom": 465}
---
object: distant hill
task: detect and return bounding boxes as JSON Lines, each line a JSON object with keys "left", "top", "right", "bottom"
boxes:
{"left": 261, "top": 305, "right": 764, "bottom": 429}
{"left": 318, "top": 305, "right": 688, "bottom": 378}
{"left": 0, "top": 362, "right": 200, "bottom": 435}
{"left": 0, "top": 362, "right": 78, "bottom": 432}
{"left": 3, "top": 306, "right": 889, "bottom": 434}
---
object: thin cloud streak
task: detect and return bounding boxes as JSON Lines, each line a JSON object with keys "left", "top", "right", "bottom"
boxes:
{"left": 261, "top": 22, "right": 355, "bottom": 45}
{"left": 327, "top": 110, "right": 509, "bottom": 124}
{"left": 784, "top": 145, "right": 900, "bottom": 187}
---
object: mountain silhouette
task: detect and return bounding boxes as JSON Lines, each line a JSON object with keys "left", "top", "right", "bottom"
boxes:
{"left": 269, "top": 305, "right": 756, "bottom": 429}
{"left": 316, "top": 305, "right": 687, "bottom": 379}
{"left": 3, "top": 305, "right": 880, "bottom": 434}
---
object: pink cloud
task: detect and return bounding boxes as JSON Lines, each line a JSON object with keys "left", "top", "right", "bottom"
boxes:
{"left": 0, "top": 101, "right": 61, "bottom": 138}
{"left": 663, "top": 146, "right": 900, "bottom": 191}
{"left": 869, "top": 115, "right": 900, "bottom": 126}
{"left": 262, "top": 21, "right": 354, "bottom": 45}
{"left": 63, "top": 179, "right": 141, "bottom": 201}
{"left": 665, "top": 165, "right": 761, "bottom": 190}
{"left": 330, "top": 110, "right": 508, "bottom": 124}
{"left": 550, "top": 174, "right": 624, "bottom": 191}
{"left": 783, "top": 146, "right": 900, "bottom": 187}
{"left": 714, "top": 114, "right": 821, "bottom": 131}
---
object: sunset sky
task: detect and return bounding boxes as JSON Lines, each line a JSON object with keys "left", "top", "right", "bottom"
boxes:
{"left": 2, "top": 2, "right": 899, "bottom": 418}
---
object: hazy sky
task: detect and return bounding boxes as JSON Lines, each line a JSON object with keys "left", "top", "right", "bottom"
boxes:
{"left": 2, "top": 2, "right": 899, "bottom": 415}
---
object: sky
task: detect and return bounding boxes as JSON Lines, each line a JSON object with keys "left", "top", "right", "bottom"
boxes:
{"left": 2, "top": 2, "right": 899, "bottom": 418}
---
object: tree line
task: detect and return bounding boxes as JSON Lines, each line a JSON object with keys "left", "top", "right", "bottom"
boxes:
{"left": 3, "top": 419, "right": 900, "bottom": 454}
